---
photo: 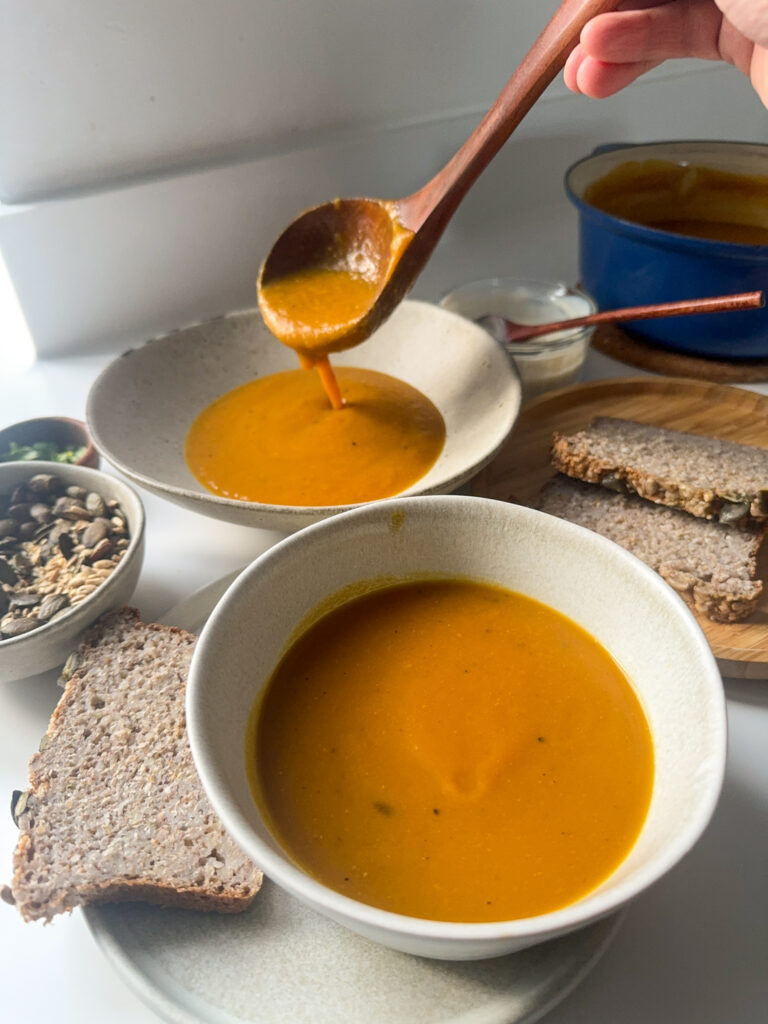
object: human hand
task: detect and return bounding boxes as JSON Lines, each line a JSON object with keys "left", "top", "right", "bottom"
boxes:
{"left": 564, "top": 0, "right": 768, "bottom": 107}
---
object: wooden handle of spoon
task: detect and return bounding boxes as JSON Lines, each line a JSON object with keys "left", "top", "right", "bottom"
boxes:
{"left": 399, "top": 0, "right": 621, "bottom": 233}
{"left": 494, "top": 290, "right": 767, "bottom": 342}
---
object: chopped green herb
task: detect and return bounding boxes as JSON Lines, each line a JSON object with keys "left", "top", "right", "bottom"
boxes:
{"left": 0, "top": 441, "right": 87, "bottom": 464}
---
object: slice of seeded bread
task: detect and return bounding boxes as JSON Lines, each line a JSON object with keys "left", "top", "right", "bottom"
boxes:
{"left": 535, "top": 475, "right": 765, "bottom": 623}
{"left": 551, "top": 417, "right": 768, "bottom": 525}
{"left": 9, "top": 607, "right": 262, "bottom": 923}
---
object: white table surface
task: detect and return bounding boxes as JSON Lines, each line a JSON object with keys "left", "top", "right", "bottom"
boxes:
{"left": 1, "top": 347, "right": 767, "bottom": 1024}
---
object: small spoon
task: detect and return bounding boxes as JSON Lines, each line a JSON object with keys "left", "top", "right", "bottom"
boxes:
{"left": 475, "top": 290, "right": 767, "bottom": 344}
{"left": 257, "top": 0, "right": 623, "bottom": 360}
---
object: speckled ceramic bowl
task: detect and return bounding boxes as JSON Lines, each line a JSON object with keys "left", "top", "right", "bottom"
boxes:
{"left": 0, "top": 462, "right": 145, "bottom": 683}
{"left": 86, "top": 302, "right": 521, "bottom": 532}
{"left": 0, "top": 417, "right": 99, "bottom": 469}
{"left": 187, "top": 495, "right": 726, "bottom": 961}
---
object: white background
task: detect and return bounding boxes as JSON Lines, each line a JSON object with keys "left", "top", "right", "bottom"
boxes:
{"left": 1, "top": 1, "right": 768, "bottom": 1021}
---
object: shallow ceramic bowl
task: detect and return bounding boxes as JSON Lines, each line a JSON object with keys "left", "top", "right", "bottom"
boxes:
{"left": 0, "top": 417, "right": 99, "bottom": 469}
{"left": 86, "top": 302, "right": 521, "bottom": 531}
{"left": 0, "top": 462, "right": 145, "bottom": 683}
{"left": 187, "top": 495, "right": 726, "bottom": 962}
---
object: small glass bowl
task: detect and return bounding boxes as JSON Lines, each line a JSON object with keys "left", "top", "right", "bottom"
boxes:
{"left": 440, "top": 278, "right": 596, "bottom": 401}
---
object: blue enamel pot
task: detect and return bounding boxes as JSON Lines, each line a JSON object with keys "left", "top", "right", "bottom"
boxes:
{"left": 565, "top": 141, "right": 768, "bottom": 359}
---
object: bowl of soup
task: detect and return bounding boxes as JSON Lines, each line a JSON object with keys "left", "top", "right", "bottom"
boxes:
{"left": 565, "top": 140, "right": 768, "bottom": 358}
{"left": 86, "top": 301, "right": 521, "bottom": 531}
{"left": 186, "top": 494, "right": 725, "bottom": 961}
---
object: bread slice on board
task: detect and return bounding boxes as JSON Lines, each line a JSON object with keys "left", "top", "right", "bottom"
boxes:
{"left": 8, "top": 607, "right": 262, "bottom": 923}
{"left": 551, "top": 417, "right": 768, "bottom": 526}
{"left": 535, "top": 475, "right": 765, "bottom": 623}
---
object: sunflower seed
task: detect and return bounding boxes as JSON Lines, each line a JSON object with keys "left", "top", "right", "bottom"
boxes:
{"left": 58, "top": 532, "right": 74, "bottom": 559}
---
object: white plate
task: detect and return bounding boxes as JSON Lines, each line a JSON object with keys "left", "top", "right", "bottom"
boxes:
{"left": 84, "top": 571, "right": 622, "bottom": 1024}
{"left": 86, "top": 302, "right": 522, "bottom": 532}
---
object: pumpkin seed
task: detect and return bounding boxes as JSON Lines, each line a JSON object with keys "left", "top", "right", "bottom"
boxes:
{"left": 37, "top": 593, "right": 70, "bottom": 621}
{"left": 8, "top": 503, "right": 31, "bottom": 522}
{"left": 17, "top": 521, "right": 38, "bottom": 541}
{"left": 10, "top": 789, "right": 28, "bottom": 826}
{"left": 1, "top": 617, "right": 39, "bottom": 638}
{"left": 28, "top": 473, "right": 60, "bottom": 496}
{"left": 0, "top": 518, "right": 17, "bottom": 538}
{"left": 0, "top": 558, "right": 18, "bottom": 585}
{"left": 82, "top": 519, "right": 108, "bottom": 548}
{"left": 718, "top": 500, "right": 749, "bottom": 525}
{"left": 60, "top": 650, "right": 80, "bottom": 681}
{"left": 29, "top": 503, "right": 53, "bottom": 525}
{"left": 600, "top": 473, "right": 627, "bottom": 493}
{"left": 85, "top": 492, "right": 107, "bottom": 517}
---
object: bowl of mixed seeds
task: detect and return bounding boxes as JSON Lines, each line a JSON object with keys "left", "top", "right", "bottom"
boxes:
{"left": 0, "top": 462, "right": 145, "bottom": 682}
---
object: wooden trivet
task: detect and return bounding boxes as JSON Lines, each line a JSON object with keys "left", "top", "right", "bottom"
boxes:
{"left": 591, "top": 323, "right": 768, "bottom": 383}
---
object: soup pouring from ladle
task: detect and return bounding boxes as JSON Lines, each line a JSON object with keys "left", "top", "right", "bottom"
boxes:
{"left": 257, "top": 0, "right": 622, "bottom": 375}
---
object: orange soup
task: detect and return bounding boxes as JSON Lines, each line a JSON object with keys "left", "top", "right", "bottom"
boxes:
{"left": 185, "top": 367, "right": 445, "bottom": 506}
{"left": 249, "top": 579, "right": 654, "bottom": 923}
{"left": 257, "top": 201, "right": 414, "bottom": 362}
{"left": 259, "top": 266, "right": 381, "bottom": 360}
{"left": 584, "top": 159, "right": 768, "bottom": 245}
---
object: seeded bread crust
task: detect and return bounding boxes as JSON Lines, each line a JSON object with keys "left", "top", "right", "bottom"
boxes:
{"left": 10, "top": 607, "right": 262, "bottom": 923}
{"left": 551, "top": 417, "right": 768, "bottom": 525}
{"left": 535, "top": 476, "right": 765, "bottom": 623}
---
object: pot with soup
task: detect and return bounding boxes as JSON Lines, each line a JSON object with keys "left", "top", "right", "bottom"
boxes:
{"left": 565, "top": 140, "right": 768, "bottom": 358}
{"left": 186, "top": 495, "right": 726, "bottom": 961}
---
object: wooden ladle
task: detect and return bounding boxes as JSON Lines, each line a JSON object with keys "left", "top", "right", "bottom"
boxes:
{"left": 257, "top": 0, "right": 622, "bottom": 359}
{"left": 476, "top": 290, "right": 767, "bottom": 344}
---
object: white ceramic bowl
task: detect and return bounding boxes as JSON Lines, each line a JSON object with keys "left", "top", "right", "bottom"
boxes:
{"left": 0, "top": 462, "right": 145, "bottom": 683}
{"left": 187, "top": 495, "right": 726, "bottom": 961}
{"left": 86, "top": 302, "right": 521, "bottom": 532}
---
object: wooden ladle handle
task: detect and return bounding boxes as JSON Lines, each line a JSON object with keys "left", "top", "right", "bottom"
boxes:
{"left": 399, "top": 0, "right": 621, "bottom": 233}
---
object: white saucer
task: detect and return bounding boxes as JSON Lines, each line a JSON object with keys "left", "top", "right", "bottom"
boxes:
{"left": 84, "top": 571, "right": 622, "bottom": 1024}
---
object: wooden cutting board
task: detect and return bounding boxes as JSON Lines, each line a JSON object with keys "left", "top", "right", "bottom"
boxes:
{"left": 472, "top": 376, "right": 768, "bottom": 679}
